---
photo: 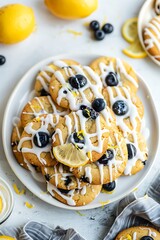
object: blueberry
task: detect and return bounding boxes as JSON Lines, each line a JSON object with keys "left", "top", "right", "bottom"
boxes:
{"left": 72, "top": 132, "right": 85, "bottom": 144}
{"left": 69, "top": 74, "right": 87, "bottom": 89}
{"left": 63, "top": 90, "right": 67, "bottom": 94}
{"left": 94, "top": 30, "right": 105, "bottom": 41}
{"left": 92, "top": 98, "right": 106, "bottom": 112}
{"left": 33, "top": 132, "right": 50, "bottom": 148}
{"left": 140, "top": 237, "right": 154, "bottom": 240}
{"left": 102, "top": 23, "right": 114, "bottom": 34}
{"left": 11, "top": 141, "right": 19, "bottom": 147}
{"left": 0, "top": 55, "right": 6, "bottom": 65}
{"left": 112, "top": 100, "right": 128, "bottom": 116}
{"left": 80, "top": 176, "right": 90, "bottom": 183}
{"left": 105, "top": 72, "right": 118, "bottom": 86}
{"left": 65, "top": 176, "right": 72, "bottom": 186}
{"left": 103, "top": 181, "right": 116, "bottom": 192}
{"left": 80, "top": 105, "right": 87, "bottom": 110}
{"left": 127, "top": 144, "right": 137, "bottom": 160}
{"left": 142, "top": 160, "right": 147, "bottom": 165}
{"left": 98, "top": 149, "right": 114, "bottom": 165}
{"left": 90, "top": 20, "right": 100, "bottom": 31}
{"left": 82, "top": 107, "right": 99, "bottom": 120}
{"left": 58, "top": 188, "right": 70, "bottom": 194}
{"left": 40, "top": 88, "right": 50, "bottom": 96}
{"left": 45, "top": 174, "right": 51, "bottom": 181}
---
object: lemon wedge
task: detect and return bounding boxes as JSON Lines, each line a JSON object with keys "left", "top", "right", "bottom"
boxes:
{"left": 122, "top": 17, "right": 138, "bottom": 43}
{"left": 0, "top": 237, "right": 16, "bottom": 240}
{"left": 122, "top": 39, "right": 147, "bottom": 59}
{"left": 53, "top": 143, "right": 88, "bottom": 168}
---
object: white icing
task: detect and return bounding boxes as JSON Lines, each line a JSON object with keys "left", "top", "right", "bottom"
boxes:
{"left": 133, "top": 232, "right": 137, "bottom": 240}
{"left": 140, "top": 227, "right": 157, "bottom": 237}
{"left": 85, "top": 167, "right": 92, "bottom": 183}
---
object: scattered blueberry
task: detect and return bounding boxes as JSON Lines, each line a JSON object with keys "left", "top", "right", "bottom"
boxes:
{"left": 102, "top": 23, "right": 114, "bottom": 34}
{"left": 63, "top": 90, "right": 67, "bottom": 94}
{"left": 103, "top": 181, "right": 116, "bottom": 192}
{"left": 70, "top": 132, "right": 85, "bottom": 149}
{"left": 98, "top": 149, "right": 114, "bottom": 165}
{"left": 40, "top": 88, "right": 50, "bottom": 96}
{"left": 80, "top": 105, "right": 87, "bottom": 110}
{"left": 45, "top": 174, "right": 51, "bottom": 181}
{"left": 82, "top": 106, "right": 99, "bottom": 120}
{"left": 0, "top": 55, "right": 6, "bottom": 65}
{"left": 127, "top": 143, "right": 137, "bottom": 160}
{"left": 81, "top": 176, "right": 90, "bottom": 183}
{"left": 33, "top": 132, "right": 50, "bottom": 148}
{"left": 69, "top": 74, "right": 87, "bottom": 89}
{"left": 65, "top": 176, "right": 72, "bottom": 186}
{"left": 90, "top": 20, "right": 100, "bottom": 31}
{"left": 140, "top": 237, "right": 154, "bottom": 240}
{"left": 11, "top": 141, "right": 19, "bottom": 147}
{"left": 112, "top": 100, "right": 128, "bottom": 116}
{"left": 105, "top": 72, "right": 118, "bottom": 86}
{"left": 94, "top": 30, "right": 105, "bottom": 41}
{"left": 58, "top": 188, "right": 70, "bottom": 194}
{"left": 92, "top": 98, "right": 106, "bottom": 112}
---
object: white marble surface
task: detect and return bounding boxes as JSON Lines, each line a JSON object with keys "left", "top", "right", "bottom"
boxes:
{"left": 0, "top": 0, "right": 160, "bottom": 239}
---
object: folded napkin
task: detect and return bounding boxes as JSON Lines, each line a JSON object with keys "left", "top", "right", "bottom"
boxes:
{"left": 0, "top": 173, "right": 160, "bottom": 240}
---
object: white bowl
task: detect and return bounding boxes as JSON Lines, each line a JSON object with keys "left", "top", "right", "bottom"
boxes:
{"left": 2, "top": 54, "right": 159, "bottom": 210}
{"left": 138, "top": 0, "right": 160, "bottom": 66}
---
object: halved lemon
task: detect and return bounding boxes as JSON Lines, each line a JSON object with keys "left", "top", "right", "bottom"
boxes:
{"left": 122, "top": 17, "right": 138, "bottom": 43}
{"left": 53, "top": 143, "right": 88, "bottom": 168}
{"left": 0, "top": 237, "right": 16, "bottom": 240}
{"left": 122, "top": 39, "right": 147, "bottom": 59}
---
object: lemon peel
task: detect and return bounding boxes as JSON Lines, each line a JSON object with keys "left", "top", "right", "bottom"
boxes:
{"left": 13, "top": 184, "right": 25, "bottom": 195}
{"left": 25, "top": 201, "right": 34, "bottom": 209}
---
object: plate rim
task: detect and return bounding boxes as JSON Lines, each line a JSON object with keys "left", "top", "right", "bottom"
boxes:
{"left": 2, "top": 53, "right": 160, "bottom": 210}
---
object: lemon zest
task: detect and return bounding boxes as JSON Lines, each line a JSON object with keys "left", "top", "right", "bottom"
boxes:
{"left": 87, "top": 151, "right": 92, "bottom": 161}
{"left": 101, "top": 189, "right": 115, "bottom": 194}
{"left": 126, "top": 234, "right": 132, "bottom": 240}
{"left": 76, "top": 211, "right": 85, "bottom": 216}
{"left": 99, "top": 200, "right": 110, "bottom": 207}
{"left": 13, "top": 184, "right": 25, "bottom": 195}
{"left": 25, "top": 201, "right": 34, "bottom": 209}
{"left": 132, "top": 187, "right": 138, "bottom": 192}
{"left": 67, "top": 29, "right": 82, "bottom": 36}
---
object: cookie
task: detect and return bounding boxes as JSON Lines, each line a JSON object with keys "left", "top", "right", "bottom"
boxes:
{"left": 89, "top": 56, "right": 139, "bottom": 92}
{"left": 11, "top": 120, "right": 28, "bottom": 170}
{"left": 124, "top": 133, "right": 148, "bottom": 175}
{"left": 52, "top": 110, "right": 112, "bottom": 162}
{"left": 102, "top": 86, "right": 144, "bottom": 137}
{"left": 18, "top": 114, "right": 60, "bottom": 167}
{"left": 143, "top": 16, "right": 160, "bottom": 61}
{"left": 49, "top": 65, "right": 103, "bottom": 110}
{"left": 34, "top": 59, "right": 79, "bottom": 96}
{"left": 115, "top": 226, "right": 160, "bottom": 240}
{"left": 72, "top": 128, "right": 128, "bottom": 185}
{"left": 21, "top": 96, "right": 69, "bottom": 127}
{"left": 41, "top": 163, "right": 86, "bottom": 190}
{"left": 47, "top": 182, "right": 102, "bottom": 206}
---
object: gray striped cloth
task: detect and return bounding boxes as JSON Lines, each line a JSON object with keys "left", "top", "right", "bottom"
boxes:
{"left": 0, "top": 174, "right": 160, "bottom": 240}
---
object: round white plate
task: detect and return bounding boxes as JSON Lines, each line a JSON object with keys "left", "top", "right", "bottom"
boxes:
{"left": 138, "top": 0, "right": 160, "bottom": 66}
{"left": 2, "top": 54, "right": 159, "bottom": 210}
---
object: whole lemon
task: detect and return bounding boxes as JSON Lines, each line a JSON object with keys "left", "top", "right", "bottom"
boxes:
{"left": 0, "top": 4, "right": 36, "bottom": 44}
{"left": 44, "top": 0, "right": 98, "bottom": 20}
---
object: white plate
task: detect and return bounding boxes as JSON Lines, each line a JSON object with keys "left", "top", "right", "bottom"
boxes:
{"left": 138, "top": 0, "right": 160, "bottom": 66}
{"left": 2, "top": 54, "right": 159, "bottom": 210}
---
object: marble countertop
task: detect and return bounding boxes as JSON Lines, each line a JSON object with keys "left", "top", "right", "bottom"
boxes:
{"left": 0, "top": 0, "right": 160, "bottom": 239}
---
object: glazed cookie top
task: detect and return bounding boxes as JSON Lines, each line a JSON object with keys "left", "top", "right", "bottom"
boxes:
{"left": 41, "top": 163, "right": 86, "bottom": 190}
{"left": 102, "top": 86, "right": 144, "bottom": 137}
{"left": 89, "top": 57, "right": 139, "bottom": 92}
{"left": 72, "top": 128, "right": 128, "bottom": 185}
{"left": 18, "top": 114, "right": 60, "bottom": 167}
{"left": 143, "top": 16, "right": 160, "bottom": 61}
{"left": 115, "top": 226, "right": 160, "bottom": 240}
{"left": 47, "top": 182, "right": 102, "bottom": 206}
{"left": 21, "top": 96, "right": 69, "bottom": 127}
{"left": 34, "top": 59, "right": 79, "bottom": 96}
{"left": 52, "top": 110, "right": 111, "bottom": 162}
{"left": 124, "top": 132, "right": 148, "bottom": 176}
{"left": 49, "top": 64, "right": 103, "bottom": 111}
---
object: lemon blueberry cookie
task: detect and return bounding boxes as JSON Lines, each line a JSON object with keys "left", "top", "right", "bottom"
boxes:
{"left": 115, "top": 226, "right": 160, "bottom": 240}
{"left": 89, "top": 56, "right": 139, "bottom": 92}
{"left": 52, "top": 110, "right": 112, "bottom": 163}
{"left": 35, "top": 59, "right": 79, "bottom": 96}
{"left": 72, "top": 128, "right": 128, "bottom": 185}
{"left": 47, "top": 182, "right": 102, "bottom": 206}
{"left": 18, "top": 114, "right": 60, "bottom": 167}
{"left": 143, "top": 16, "right": 160, "bottom": 61}
{"left": 49, "top": 64, "right": 103, "bottom": 110}
{"left": 21, "top": 96, "right": 68, "bottom": 127}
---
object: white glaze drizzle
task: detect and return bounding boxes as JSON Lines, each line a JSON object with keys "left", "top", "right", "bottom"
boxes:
{"left": 139, "top": 227, "right": 157, "bottom": 237}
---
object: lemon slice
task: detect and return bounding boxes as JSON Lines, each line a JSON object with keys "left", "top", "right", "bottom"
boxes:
{"left": 53, "top": 143, "right": 88, "bottom": 168}
{"left": 0, "top": 237, "right": 16, "bottom": 240}
{"left": 122, "top": 39, "right": 147, "bottom": 59}
{"left": 122, "top": 17, "right": 138, "bottom": 43}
